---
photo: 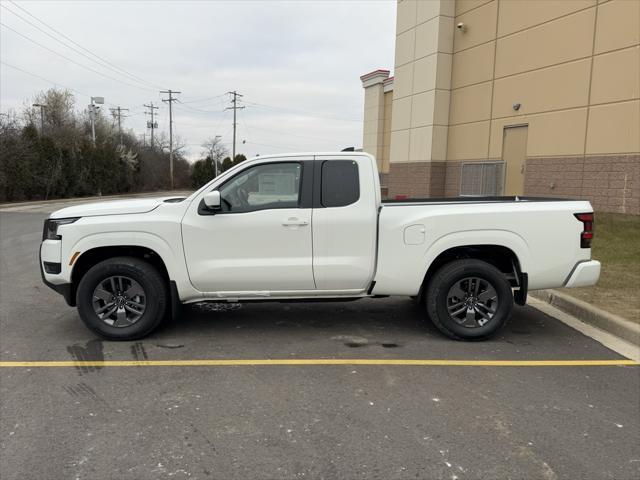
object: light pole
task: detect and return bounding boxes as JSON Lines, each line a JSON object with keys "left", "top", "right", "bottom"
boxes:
{"left": 32, "top": 103, "right": 47, "bottom": 134}
{"left": 89, "top": 96, "right": 104, "bottom": 146}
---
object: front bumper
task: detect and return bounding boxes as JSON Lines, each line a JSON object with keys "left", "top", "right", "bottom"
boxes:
{"left": 39, "top": 249, "right": 75, "bottom": 306}
{"left": 564, "top": 260, "right": 601, "bottom": 288}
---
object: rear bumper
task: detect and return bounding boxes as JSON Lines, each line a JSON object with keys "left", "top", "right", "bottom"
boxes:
{"left": 564, "top": 260, "right": 601, "bottom": 288}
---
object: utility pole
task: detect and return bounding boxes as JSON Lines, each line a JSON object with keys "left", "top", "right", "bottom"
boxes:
{"left": 32, "top": 103, "right": 47, "bottom": 134}
{"left": 143, "top": 102, "right": 159, "bottom": 149}
{"left": 225, "top": 91, "right": 244, "bottom": 162}
{"left": 160, "top": 90, "right": 181, "bottom": 189}
{"left": 214, "top": 134, "right": 222, "bottom": 177}
{"left": 109, "top": 106, "right": 129, "bottom": 147}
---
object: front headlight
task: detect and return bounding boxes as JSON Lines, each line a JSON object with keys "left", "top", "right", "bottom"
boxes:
{"left": 42, "top": 217, "right": 79, "bottom": 240}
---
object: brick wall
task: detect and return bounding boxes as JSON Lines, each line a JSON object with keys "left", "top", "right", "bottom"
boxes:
{"left": 385, "top": 155, "right": 638, "bottom": 214}
{"left": 525, "top": 154, "right": 639, "bottom": 214}
{"left": 379, "top": 172, "right": 389, "bottom": 199}
{"left": 388, "top": 162, "right": 446, "bottom": 198}
{"left": 444, "top": 162, "right": 462, "bottom": 197}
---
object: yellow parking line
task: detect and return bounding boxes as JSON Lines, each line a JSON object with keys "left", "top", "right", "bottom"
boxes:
{"left": 0, "top": 359, "right": 637, "bottom": 368}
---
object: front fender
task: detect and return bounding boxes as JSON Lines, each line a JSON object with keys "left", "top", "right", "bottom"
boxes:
{"left": 68, "top": 231, "right": 180, "bottom": 280}
{"left": 64, "top": 231, "right": 203, "bottom": 303}
{"left": 62, "top": 232, "right": 185, "bottom": 292}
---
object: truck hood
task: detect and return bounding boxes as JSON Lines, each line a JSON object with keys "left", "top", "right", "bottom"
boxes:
{"left": 50, "top": 196, "right": 184, "bottom": 219}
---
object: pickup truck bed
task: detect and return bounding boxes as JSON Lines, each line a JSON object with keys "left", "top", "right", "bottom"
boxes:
{"left": 383, "top": 196, "right": 577, "bottom": 204}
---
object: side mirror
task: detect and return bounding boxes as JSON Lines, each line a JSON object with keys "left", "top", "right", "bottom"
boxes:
{"left": 203, "top": 191, "right": 221, "bottom": 210}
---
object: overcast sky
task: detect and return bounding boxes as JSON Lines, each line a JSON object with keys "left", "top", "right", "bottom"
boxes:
{"left": 0, "top": 0, "right": 396, "bottom": 160}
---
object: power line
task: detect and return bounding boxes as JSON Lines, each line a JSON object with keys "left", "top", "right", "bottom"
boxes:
{"left": 207, "top": 109, "right": 231, "bottom": 138}
{"left": 178, "top": 93, "right": 228, "bottom": 105}
{"left": 170, "top": 118, "right": 210, "bottom": 128}
{"left": 221, "top": 121, "right": 234, "bottom": 140}
{"left": 244, "top": 140, "right": 301, "bottom": 151}
{"left": 174, "top": 102, "right": 226, "bottom": 115}
{"left": 0, "top": 60, "right": 123, "bottom": 111}
{"left": 239, "top": 113, "right": 351, "bottom": 152}
{"left": 0, "top": 60, "right": 91, "bottom": 99}
{"left": 0, "top": 21, "right": 157, "bottom": 92}
{"left": 185, "top": 141, "right": 230, "bottom": 146}
{"left": 161, "top": 90, "right": 181, "bottom": 189}
{"left": 244, "top": 122, "right": 352, "bottom": 144}
{"left": 238, "top": 120, "right": 314, "bottom": 151}
{"left": 245, "top": 100, "right": 361, "bottom": 123}
{"left": 5, "top": 0, "right": 165, "bottom": 90}
{"left": 0, "top": 3, "right": 160, "bottom": 92}
{"left": 240, "top": 114, "right": 251, "bottom": 141}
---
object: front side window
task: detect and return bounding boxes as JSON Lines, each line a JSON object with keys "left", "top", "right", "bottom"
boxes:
{"left": 218, "top": 162, "right": 302, "bottom": 213}
{"left": 321, "top": 160, "right": 360, "bottom": 207}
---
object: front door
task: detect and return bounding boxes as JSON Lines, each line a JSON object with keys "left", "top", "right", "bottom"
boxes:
{"left": 181, "top": 160, "right": 315, "bottom": 293}
{"left": 502, "top": 125, "right": 528, "bottom": 196}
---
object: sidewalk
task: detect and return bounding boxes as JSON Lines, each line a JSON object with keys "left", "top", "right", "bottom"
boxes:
{"left": 531, "top": 289, "right": 640, "bottom": 348}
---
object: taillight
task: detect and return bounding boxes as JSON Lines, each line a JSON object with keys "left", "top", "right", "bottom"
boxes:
{"left": 574, "top": 213, "right": 594, "bottom": 248}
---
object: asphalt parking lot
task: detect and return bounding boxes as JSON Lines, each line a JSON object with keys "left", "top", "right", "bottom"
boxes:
{"left": 1, "top": 208, "right": 639, "bottom": 480}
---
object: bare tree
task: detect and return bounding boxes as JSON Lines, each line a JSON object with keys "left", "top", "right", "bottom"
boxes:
{"left": 201, "top": 136, "right": 228, "bottom": 175}
{"left": 24, "top": 88, "right": 75, "bottom": 133}
{"left": 155, "top": 131, "right": 186, "bottom": 155}
{"left": 0, "top": 87, "right": 196, "bottom": 201}
{"left": 202, "top": 136, "right": 228, "bottom": 162}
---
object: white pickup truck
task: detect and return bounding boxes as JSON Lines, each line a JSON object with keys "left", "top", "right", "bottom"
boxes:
{"left": 40, "top": 152, "right": 600, "bottom": 341}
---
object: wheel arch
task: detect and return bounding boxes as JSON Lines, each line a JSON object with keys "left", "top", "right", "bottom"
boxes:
{"left": 418, "top": 243, "right": 525, "bottom": 304}
{"left": 69, "top": 245, "right": 171, "bottom": 307}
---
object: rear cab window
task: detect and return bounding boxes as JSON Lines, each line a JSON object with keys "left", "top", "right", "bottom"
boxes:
{"left": 321, "top": 160, "right": 359, "bottom": 207}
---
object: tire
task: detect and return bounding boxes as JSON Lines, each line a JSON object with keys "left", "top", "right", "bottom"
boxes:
{"left": 76, "top": 256, "right": 168, "bottom": 340}
{"left": 425, "top": 259, "right": 513, "bottom": 341}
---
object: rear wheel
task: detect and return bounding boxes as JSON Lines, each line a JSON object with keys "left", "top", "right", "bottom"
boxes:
{"left": 76, "top": 257, "right": 168, "bottom": 340}
{"left": 425, "top": 259, "right": 513, "bottom": 340}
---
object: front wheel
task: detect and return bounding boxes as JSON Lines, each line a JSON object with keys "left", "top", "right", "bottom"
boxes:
{"left": 425, "top": 259, "right": 513, "bottom": 341}
{"left": 76, "top": 257, "right": 168, "bottom": 340}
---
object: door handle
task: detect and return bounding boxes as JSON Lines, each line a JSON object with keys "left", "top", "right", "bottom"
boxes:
{"left": 282, "top": 217, "right": 309, "bottom": 227}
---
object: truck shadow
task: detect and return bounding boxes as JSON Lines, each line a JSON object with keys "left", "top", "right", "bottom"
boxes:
{"left": 152, "top": 297, "right": 573, "bottom": 351}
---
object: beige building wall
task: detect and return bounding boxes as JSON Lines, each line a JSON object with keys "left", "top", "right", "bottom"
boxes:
{"left": 360, "top": 70, "right": 394, "bottom": 196}
{"left": 361, "top": 69, "right": 389, "bottom": 166}
{"left": 381, "top": 82, "right": 394, "bottom": 194}
{"left": 384, "top": 0, "right": 455, "bottom": 197}
{"left": 362, "top": 0, "right": 640, "bottom": 213}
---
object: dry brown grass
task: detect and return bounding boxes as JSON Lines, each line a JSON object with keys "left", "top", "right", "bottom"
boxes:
{"left": 566, "top": 213, "right": 640, "bottom": 323}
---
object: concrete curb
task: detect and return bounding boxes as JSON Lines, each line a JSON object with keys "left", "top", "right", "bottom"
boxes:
{"left": 531, "top": 289, "right": 640, "bottom": 347}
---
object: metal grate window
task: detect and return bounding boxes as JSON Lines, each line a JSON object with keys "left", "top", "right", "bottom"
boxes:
{"left": 460, "top": 162, "right": 505, "bottom": 196}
